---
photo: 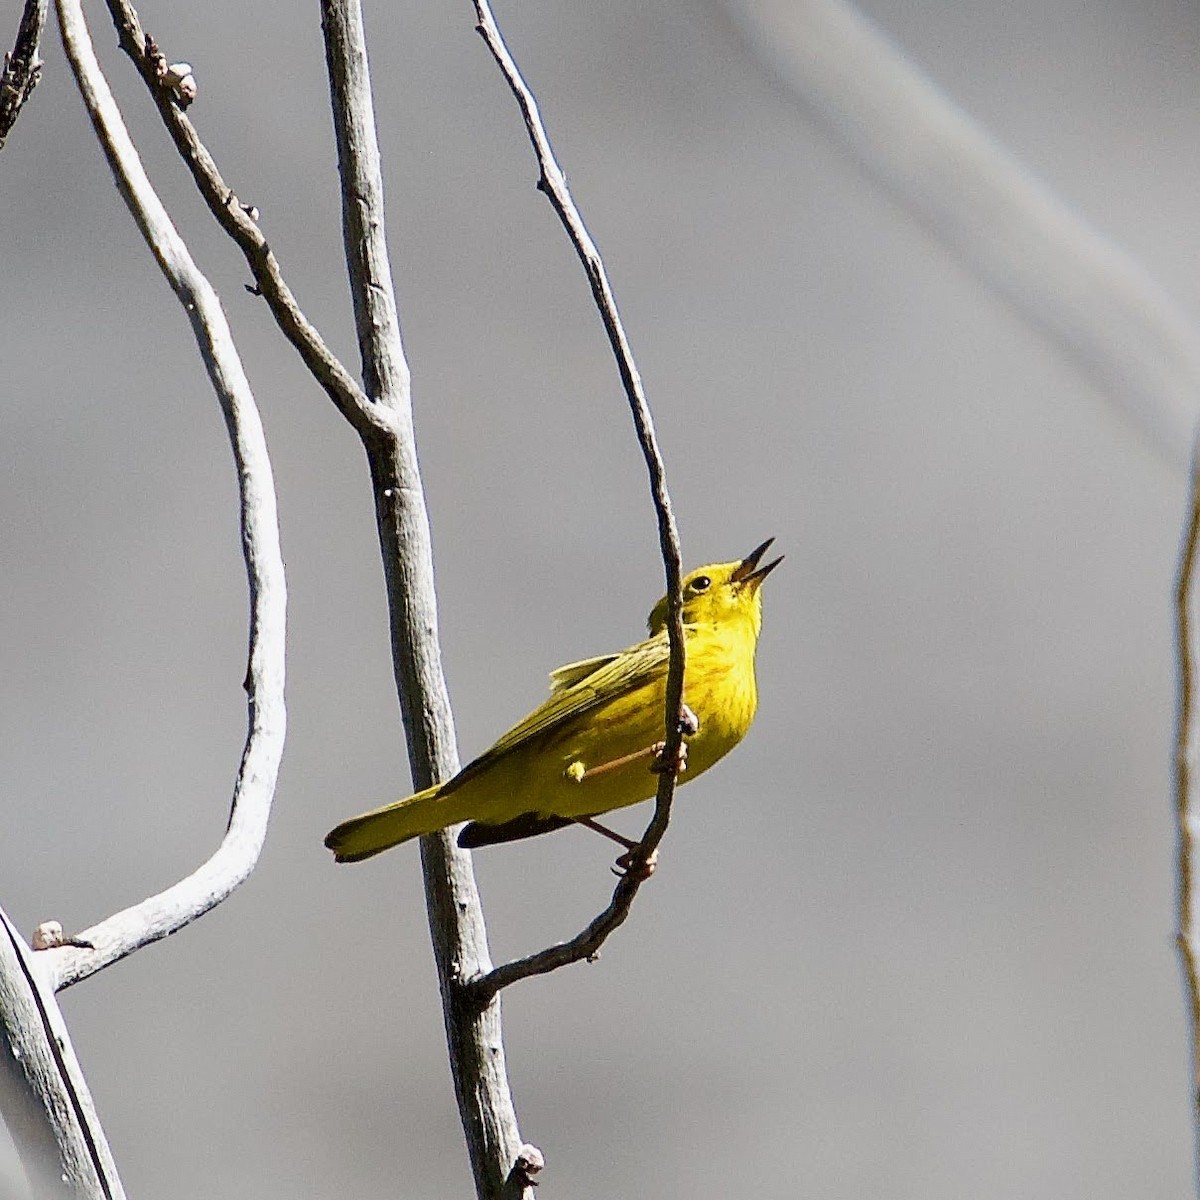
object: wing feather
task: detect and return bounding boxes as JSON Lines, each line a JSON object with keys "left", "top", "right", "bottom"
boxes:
{"left": 547, "top": 654, "right": 620, "bottom": 693}
{"left": 446, "top": 632, "right": 670, "bottom": 792}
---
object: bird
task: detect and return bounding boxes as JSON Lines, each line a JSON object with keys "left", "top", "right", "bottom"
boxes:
{"left": 324, "top": 538, "right": 781, "bottom": 864}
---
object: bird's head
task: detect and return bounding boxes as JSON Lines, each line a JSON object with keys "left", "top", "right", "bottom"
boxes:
{"left": 647, "top": 538, "right": 782, "bottom": 636}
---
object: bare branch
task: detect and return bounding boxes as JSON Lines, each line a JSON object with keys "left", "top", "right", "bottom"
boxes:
{"left": 42, "top": 0, "right": 287, "bottom": 994}
{"left": 99, "top": 0, "right": 389, "bottom": 440}
{"left": 88, "top": 0, "right": 685, "bottom": 1175}
{"left": 723, "top": 0, "right": 1200, "bottom": 468}
{"left": 320, "top": 0, "right": 411, "bottom": 420}
{"left": 319, "top": 3, "right": 531, "bottom": 1196}
{"left": 0, "top": 909, "right": 125, "bottom": 1199}
{"left": 465, "top": 869, "right": 657, "bottom": 1005}
{"left": 1176, "top": 466, "right": 1200, "bottom": 1168}
{"left": 94, "top": 0, "right": 531, "bottom": 1190}
{"left": 0, "top": 0, "right": 47, "bottom": 150}
{"left": 465, "top": 0, "right": 686, "bottom": 999}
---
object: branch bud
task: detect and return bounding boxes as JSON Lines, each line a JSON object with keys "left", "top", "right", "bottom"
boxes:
{"left": 162, "top": 62, "right": 197, "bottom": 107}
{"left": 31, "top": 921, "right": 64, "bottom": 950}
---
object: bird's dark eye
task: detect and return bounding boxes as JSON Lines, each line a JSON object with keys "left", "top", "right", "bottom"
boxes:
{"left": 690, "top": 575, "right": 711, "bottom": 592}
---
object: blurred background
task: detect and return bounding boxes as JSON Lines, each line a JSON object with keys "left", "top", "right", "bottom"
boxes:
{"left": 2, "top": 0, "right": 1197, "bottom": 1195}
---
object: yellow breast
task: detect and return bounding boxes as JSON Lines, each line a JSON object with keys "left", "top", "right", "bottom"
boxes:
{"left": 680, "top": 617, "right": 759, "bottom": 775}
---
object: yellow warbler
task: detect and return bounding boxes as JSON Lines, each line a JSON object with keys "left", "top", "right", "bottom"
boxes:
{"left": 325, "top": 539, "right": 781, "bottom": 863}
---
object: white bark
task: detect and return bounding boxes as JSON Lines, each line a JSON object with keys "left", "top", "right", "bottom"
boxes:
{"left": 319, "top": 4, "right": 530, "bottom": 1196}
{"left": 0, "top": 910, "right": 124, "bottom": 1199}
{"left": 41, "top": 0, "right": 286, "bottom": 993}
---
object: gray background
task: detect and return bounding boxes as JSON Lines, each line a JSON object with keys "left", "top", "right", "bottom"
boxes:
{"left": 1, "top": 0, "right": 1195, "bottom": 1195}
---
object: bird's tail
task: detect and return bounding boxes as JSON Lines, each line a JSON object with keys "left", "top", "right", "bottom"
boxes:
{"left": 324, "top": 783, "right": 475, "bottom": 863}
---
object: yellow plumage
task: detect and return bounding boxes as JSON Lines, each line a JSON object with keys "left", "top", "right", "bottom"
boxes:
{"left": 325, "top": 540, "right": 781, "bottom": 863}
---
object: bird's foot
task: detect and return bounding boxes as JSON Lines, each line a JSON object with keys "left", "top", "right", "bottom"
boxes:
{"left": 650, "top": 739, "right": 689, "bottom": 775}
{"left": 573, "top": 816, "right": 656, "bottom": 877}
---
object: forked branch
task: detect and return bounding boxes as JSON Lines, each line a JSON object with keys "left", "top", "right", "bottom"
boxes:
{"left": 100, "top": 0, "right": 389, "bottom": 441}
{"left": 92, "top": 1, "right": 533, "bottom": 1191}
{"left": 0, "top": 907, "right": 125, "bottom": 1198}
{"left": 42, "top": 0, "right": 287, "bottom": 994}
{"left": 89, "top": 0, "right": 688, "bottom": 1179}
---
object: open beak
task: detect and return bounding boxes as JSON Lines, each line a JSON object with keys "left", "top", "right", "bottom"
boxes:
{"left": 731, "top": 537, "right": 783, "bottom": 589}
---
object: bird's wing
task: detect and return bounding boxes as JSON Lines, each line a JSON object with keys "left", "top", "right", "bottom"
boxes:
{"left": 448, "top": 632, "right": 670, "bottom": 790}
{"left": 547, "top": 653, "right": 620, "bottom": 693}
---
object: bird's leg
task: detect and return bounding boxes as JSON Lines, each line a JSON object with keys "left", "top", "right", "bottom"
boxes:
{"left": 566, "top": 705, "right": 700, "bottom": 782}
{"left": 569, "top": 703, "right": 698, "bottom": 878}
{"left": 572, "top": 815, "right": 658, "bottom": 880}
{"left": 574, "top": 815, "right": 638, "bottom": 851}
{"left": 566, "top": 746, "right": 657, "bottom": 782}
{"left": 567, "top": 741, "right": 685, "bottom": 780}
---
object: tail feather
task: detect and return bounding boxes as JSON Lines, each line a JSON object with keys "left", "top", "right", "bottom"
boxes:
{"left": 325, "top": 784, "right": 472, "bottom": 863}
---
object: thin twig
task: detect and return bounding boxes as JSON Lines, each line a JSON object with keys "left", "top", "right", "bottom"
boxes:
{"left": 466, "top": 869, "right": 659, "bottom": 1004}
{"left": 723, "top": 0, "right": 1200, "bottom": 467}
{"left": 43, "top": 0, "right": 287, "bottom": 994}
{"left": 0, "top": 0, "right": 48, "bottom": 149}
{"left": 100, "top": 0, "right": 389, "bottom": 442}
{"left": 1176, "top": 462, "right": 1200, "bottom": 1179}
{"left": 319, "top": 4, "right": 531, "bottom": 1197}
{"left": 464, "top": 0, "right": 686, "bottom": 1003}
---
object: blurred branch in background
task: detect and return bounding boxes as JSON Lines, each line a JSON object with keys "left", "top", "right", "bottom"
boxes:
{"left": 38, "top": 0, "right": 288, "bottom": 996}
{"left": 0, "top": 0, "right": 47, "bottom": 151}
{"left": 723, "top": 0, "right": 1200, "bottom": 468}
{"left": 725, "top": 0, "right": 1200, "bottom": 1176}
{"left": 1176, "top": 482, "right": 1200, "bottom": 1181}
